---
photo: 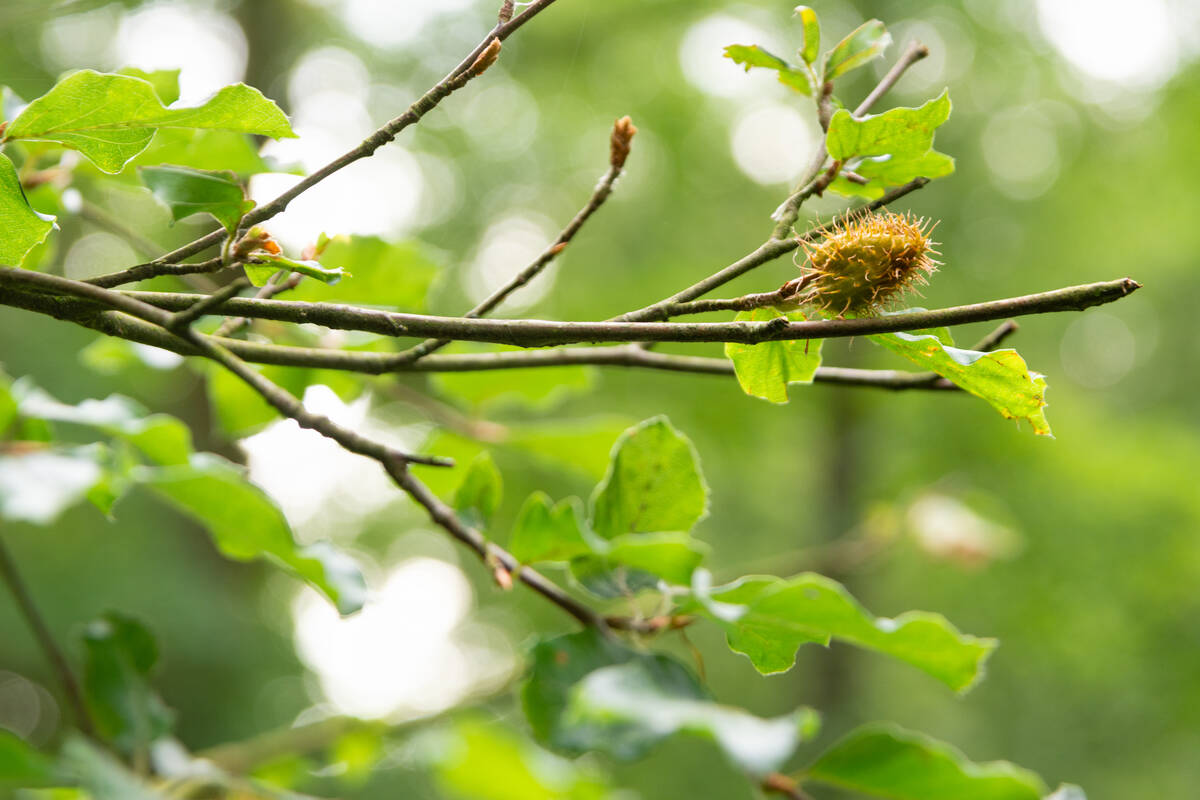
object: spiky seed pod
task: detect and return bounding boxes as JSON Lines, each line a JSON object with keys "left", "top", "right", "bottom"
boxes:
{"left": 795, "top": 210, "right": 940, "bottom": 317}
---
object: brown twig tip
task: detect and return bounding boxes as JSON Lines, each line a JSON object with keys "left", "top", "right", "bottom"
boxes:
{"left": 761, "top": 772, "right": 812, "bottom": 799}
{"left": 470, "top": 38, "right": 504, "bottom": 77}
{"left": 610, "top": 115, "right": 637, "bottom": 169}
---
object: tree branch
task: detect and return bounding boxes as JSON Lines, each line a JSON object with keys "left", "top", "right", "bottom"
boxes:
{"left": 99, "top": 277, "right": 1141, "bottom": 347}
{"left": 0, "top": 531, "right": 96, "bottom": 737}
{"left": 394, "top": 116, "right": 635, "bottom": 364}
{"left": 0, "top": 268, "right": 450, "bottom": 468}
{"left": 213, "top": 272, "right": 303, "bottom": 338}
{"left": 0, "top": 268, "right": 674, "bottom": 636}
{"left": 85, "top": 2, "right": 558, "bottom": 290}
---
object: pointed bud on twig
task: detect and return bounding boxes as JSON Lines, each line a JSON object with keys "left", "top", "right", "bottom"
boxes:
{"left": 549, "top": 242, "right": 568, "bottom": 256}
{"left": 498, "top": 0, "right": 515, "bottom": 23}
{"left": 610, "top": 115, "right": 637, "bottom": 169}
{"left": 469, "top": 39, "right": 503, "bottom": 78}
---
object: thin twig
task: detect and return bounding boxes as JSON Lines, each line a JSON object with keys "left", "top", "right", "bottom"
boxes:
{"left": 85, "top": 2, "right": 559, "bottom": 289}
{"left": 762, "top": 772, "right": 815, "bottom": 800}
{"left": 0, "top": 268, "right": 671, "bottom": 635}
{"left": 86, "top": 257, "right": 226, "bottom": 289}
{"left": 395, "top": 116, "right": 635, "bottom": 364}
{"left": 0, "top": 287, "right": 965, "bottom": 389}
{"left": 972, "top": 319, "right": 1019, "bottom": 351}
{"left": 97, "top": 278, "right": 1141, "bottom": 347}
{"left": 166, "top": 278, "right": 249, "bottom": 330}
{"left": 213, "top": 273, "right": 303, "bottom": 338}
{"left": 853, "top": 40, "right": 930, "bottom": 117}
{"left": 615, "top": 178, "right": 929, "bottom": 323}
{"left": 0, "top": 268, "right": 450, "bottom": 468}
{"left": 0, "top": 532, "right": 96, "bottom": 737}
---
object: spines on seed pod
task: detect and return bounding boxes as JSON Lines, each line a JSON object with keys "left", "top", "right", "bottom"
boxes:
{"left": 793, "top": 210, "right": 940, "bottom": 317}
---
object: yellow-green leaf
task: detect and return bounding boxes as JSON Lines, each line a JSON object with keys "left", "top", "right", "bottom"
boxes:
{"left": 4, "top": 70, "right": 295, "bottom": 173}
{"left": 725, "top": 308, "right": 822, "bottom": 403}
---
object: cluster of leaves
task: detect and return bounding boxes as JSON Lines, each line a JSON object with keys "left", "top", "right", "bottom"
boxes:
{"left": 0, "top": 369, "right": 365, "bottom": 613}
{"left": 0, "top": 68, "right": 346, "bottom": 285}
{"left": 0, "top": 392, "right": 1078, "bottom": 799}
{"left": 723, "top": 11, "right": 1051, "bottom": 435}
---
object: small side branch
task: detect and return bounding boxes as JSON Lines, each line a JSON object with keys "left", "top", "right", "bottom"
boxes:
{"left": 395, "top": 116, "right": 636, "bottom": 364}
{"left": 615, "top": 178, "right": 929, "bottom": 323}
{"left": 853, "top": 40, "right": 930, "bottom": 117}
{"left": 0, "top": 269, "right": 450, "bottom": 468}
{"left": 87, "top": 2, "right": 551, "bottom": 289}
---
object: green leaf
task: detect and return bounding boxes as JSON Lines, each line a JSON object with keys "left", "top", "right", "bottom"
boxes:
{"left": 137, "top": 453, "right": 367, "bottom": 614}
{"left": 590, "top": 417, "right": 709, "bottom": 540}
{"left": 286, "top": 235, "right": 438, "bottom": 311}
{"left": 116, "top": 67, "right": 180, "bottom": 105}
{"left": 13, "top": 380, "right": 193, "bottom": 465}
{"left": 871, "top": 332, "right": 1052, "bottom": 436}
{"left": 795, "top": 6, "right": 821, "bottom": 65}
{"left": 826, "top": 91, "right": 954, "bottom": 198}
{"left": 523, "top": 630, "right": 817, "bottom": 775}
{"left": 826, "top": 92, "right": 951, "bottom": 162}
{"left": 604, "top": 531, "right": 709, "bottom": 586}
{"left": 0, "top": 444, "right": 112, "bottom": 524}
{"left": 128, "top": 129, "right": 274, "bottom": 176}
{"left": 139, "top": 165, "right": 253, "bottom": 233}
{"left": 453, "top": 452, "right": 503, "bottom": 528}
{"left": 0, "top": 730, "right": 63, "bottom": 788}
{"left": 725, "top": 309, "right": 823, "bottom": 403}
{"left": 59, "top": 736, "right": 165, "bottom": 800}
{"left": 806, "top": 723, "right": 1046, "bottom": 800}
{"left": 830, "top": 150, "right": 956, "bottom": 199}
{"left": 0, "top": 152, "right": 54, "bottom": 265}
{"left": 433, "top": 717, "right": 614, "bottom": 800}
{"left": 509, "top": 492, "right": 592, "bottom": 563}
{"left": 724, "top": 44, "right": 813, "bottom": 95}
{"left": 4, "top": 70, "right": 295, "bottom": 173}
{"left": 81, "top": 613, "right": 174, "bottom": 757}
{"left": 243, "top": 253, "right": 345, "bottom": 287}
{"left": 431, "top": 344, "right": 595, "bottom": 412}
{"left": 689, "top": 571, "right": 995, "bottom": 691}
{"left": 823, "top": 19, "right": 891, "bottom": 81}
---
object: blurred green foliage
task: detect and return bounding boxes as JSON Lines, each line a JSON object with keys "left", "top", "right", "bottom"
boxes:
{"left": 1, "top": 1, "right": 1198, "bottom": 799}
